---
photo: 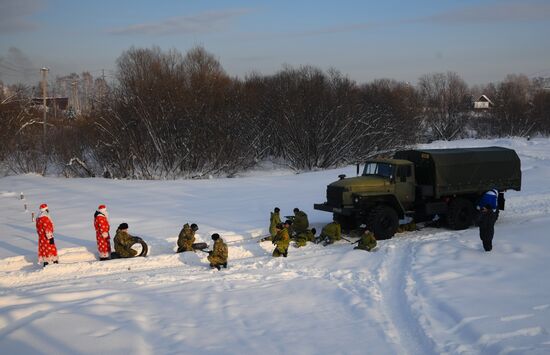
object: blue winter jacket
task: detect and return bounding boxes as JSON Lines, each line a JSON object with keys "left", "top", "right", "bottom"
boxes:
{"left": 477, "top": 189, "right": 498, "bottom": 211}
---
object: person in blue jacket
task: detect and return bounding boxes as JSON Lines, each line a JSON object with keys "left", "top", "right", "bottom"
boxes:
{"left": 477, "top": 189, "right": 498, "bottom": 212}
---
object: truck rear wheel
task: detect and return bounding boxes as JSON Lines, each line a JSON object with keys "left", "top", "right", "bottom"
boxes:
{"left": 446, "top": 198, "right": 474, "bottom": 230}
{"left": 367, "top": 205, "right": 398, "bottom": 240}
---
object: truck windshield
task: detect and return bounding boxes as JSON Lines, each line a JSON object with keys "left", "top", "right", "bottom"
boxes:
{"left": 363, "top": 162, "right": 394, "bottom": 179}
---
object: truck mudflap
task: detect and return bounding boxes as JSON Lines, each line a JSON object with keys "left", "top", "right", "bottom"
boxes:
{"left": 313, "top": 203, "right": 354, "bottom": 216}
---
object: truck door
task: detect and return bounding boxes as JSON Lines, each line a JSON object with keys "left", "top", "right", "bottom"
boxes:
{"left": 394, "top": 164, "right": 415, "bottom": 209}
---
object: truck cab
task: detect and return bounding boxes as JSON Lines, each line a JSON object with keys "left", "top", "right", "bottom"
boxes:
{"left": 314, "top": 158, "right": 415, "bottom": 238}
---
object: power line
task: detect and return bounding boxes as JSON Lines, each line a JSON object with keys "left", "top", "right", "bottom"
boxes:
{"left": 0, "top": 59, "right": 40, "bottom": 73}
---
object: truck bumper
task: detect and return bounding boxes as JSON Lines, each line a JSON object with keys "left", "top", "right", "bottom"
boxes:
{"left": 313, "top": 203, "right": 354, "bottom": 216}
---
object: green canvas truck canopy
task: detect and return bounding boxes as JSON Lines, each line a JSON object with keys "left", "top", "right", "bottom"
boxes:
{"left": 393, "top": 147, "right": 521, "bottom": 198}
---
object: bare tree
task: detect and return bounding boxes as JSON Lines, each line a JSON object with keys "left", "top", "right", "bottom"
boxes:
{"left": 418, "top": 72, "right": 470, "bottom": 140}
{"left": 491, "top": 74, "right": 537, "bottom": 137}
{"left": 533, "top": 89, "right": 550, "bottom": 134}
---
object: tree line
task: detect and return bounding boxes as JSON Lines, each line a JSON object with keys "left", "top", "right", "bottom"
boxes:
{"left": 1, "top": 46, "right": 549, "bottom": 178}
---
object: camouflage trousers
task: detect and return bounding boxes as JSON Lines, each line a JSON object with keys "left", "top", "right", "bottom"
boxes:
{"left": 272, "top": 246, "right": 288, "bottom": 257}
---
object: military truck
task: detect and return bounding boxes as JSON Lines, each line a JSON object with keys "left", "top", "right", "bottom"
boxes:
{"left": 314, "top": 147, "right": 521, "bottom": 239}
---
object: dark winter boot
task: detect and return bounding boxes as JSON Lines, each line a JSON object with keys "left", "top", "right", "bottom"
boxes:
{"left": 222, "top": 262, "right": 227, "bottom": 268}
{"left": 53, "top": 261, "right": 58, "bottom": 264}
{"left": 99, "top": 257, "right": 110, "bottom": 261}
{"left": 283, "top": 249, "right": 288, "bottom": 258}
{"left": 43, "top": 262, "right": 49, "bottom": 267}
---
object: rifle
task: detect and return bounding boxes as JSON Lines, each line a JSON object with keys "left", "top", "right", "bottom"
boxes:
{"left": 224, "top": 234, "right": 270, "bottom": 244}
{"left": 339, "top": 235, "right": 361, "bottom": 244}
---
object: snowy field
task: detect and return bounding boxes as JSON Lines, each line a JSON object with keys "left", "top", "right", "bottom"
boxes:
{"left": 1, "top": 137, "right": 550, "bottom": 355}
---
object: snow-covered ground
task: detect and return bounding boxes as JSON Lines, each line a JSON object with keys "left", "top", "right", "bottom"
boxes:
{"left": 1, "top": 137, "right": 549, "bottom": 355}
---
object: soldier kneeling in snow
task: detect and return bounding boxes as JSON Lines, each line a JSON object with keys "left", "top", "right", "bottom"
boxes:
{"left": 272, "top": 221, "right": 290, "bottom": 257}
{"left": 294, "top": 228, "right": 316, "bottom": 247}
{"left": 113, "top": 223, "right": 148, "bottom": 258}
{"left": 316, "top": 217, "right": 342, "bottom": 246}
{"left": 207, "top": 233, "right": 228, "bottom": 270}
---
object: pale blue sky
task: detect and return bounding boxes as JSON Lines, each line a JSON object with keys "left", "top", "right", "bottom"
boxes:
{"left": 1, "top": 0, "right": 549, "bottom": 85}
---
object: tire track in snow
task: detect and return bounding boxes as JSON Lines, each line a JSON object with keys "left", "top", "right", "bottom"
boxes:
{"left": 372, "top": 235, "right": 439, "bottom": 355}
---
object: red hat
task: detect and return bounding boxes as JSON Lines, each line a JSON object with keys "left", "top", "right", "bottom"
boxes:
{"left": 39, "top": 203, "right": 48, "bottom": 211}
{"left": 98, "top": 204, "right": 107, "bottom": 211}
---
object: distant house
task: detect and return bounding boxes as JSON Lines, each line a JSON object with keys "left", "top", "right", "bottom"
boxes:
{"left": 31, "top": 97, "right": 69, "bottom": 111}
{"left": 473, "top": 95, "right": 494, "bottom": 110}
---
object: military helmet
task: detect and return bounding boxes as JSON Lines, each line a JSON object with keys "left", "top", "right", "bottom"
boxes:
{"left": 191, "top": 223, "right": 198, "bottom": 231}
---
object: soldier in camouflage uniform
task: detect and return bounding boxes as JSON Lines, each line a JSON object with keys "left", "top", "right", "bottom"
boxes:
{"left": 177, "top": 223, "right": 199, "bottom": 253}
{"left": 317, "top": 218, "right": 341, "bottom": 245}
{"left": 207, "top": 233, "right": 228, "bottom": 270}
{"left": 268, "top": 207, "right": 282, "bottom": 241}
{"left": 354, "top": 229, "right": 377, "bottom": 252}
{"left": 291, "top": 208, "right": 309, "bottom": 235}
{"left": 272, "top": 222, "right": 290, "bottom": 257}
{"left": 396, "top": 220, "right": 417, "bottom": 233}
{"left": 294, "top": 228, "right": 316, "bottom": 248}
{"left": 113, "top": 223, "right": 138, "bottom": 258}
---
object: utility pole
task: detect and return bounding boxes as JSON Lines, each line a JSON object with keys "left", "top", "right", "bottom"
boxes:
{"left": 71, "top": 80, "right": 80, "bottom": 113}
{"left": 41, "top": 67, "right": 49, "bottom": 174}
{"left": 101, "top": 69, "right": 106, "bottom": 99}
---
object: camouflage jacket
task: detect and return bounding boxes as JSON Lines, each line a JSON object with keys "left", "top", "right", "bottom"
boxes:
{"left": 356, "top": 231, "right": 377, "bottom": 252}
{"left": 320, "top": 222, "right": 341, "bottom": 241}
{"left": 293, "top": 211, "right": 309, "bottom": 233}
{"left": 273, "top": 228, "right": 290, "bottom": 249}
{"left": 269, "top": 212, "right": 281, "bottom": 237}
{"left": 210, "top": 238, "right": 228, "bottom": 263}
{"left": 177, "top": 223, "right": 196, "bottom": 250}
{"left": 114, "top": 229, "right": 138, "bottom": 258}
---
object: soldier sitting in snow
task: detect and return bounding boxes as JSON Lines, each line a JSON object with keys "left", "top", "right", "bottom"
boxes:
{"left": 177, "top": 223, "right": 199, "bottom": 253}
{"left": 354, "top": 229, "right": 377, "bottom": 252}
{"left": 113, "top": 223, "right": 147, "bottom": 258}
{"left": 288, "top": 208, "right": 309, "bottom": 236}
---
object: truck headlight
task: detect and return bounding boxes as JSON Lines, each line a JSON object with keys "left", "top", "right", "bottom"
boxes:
{"left": 353, "top": 196, "right": 360, "bottom": 204}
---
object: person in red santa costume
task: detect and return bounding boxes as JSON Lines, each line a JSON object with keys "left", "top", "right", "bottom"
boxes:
{"left": 35, "top": 203, "right": 59, "bottom": 267}
{"left": 94, "top": 204, "right": 112, "bottom": 260}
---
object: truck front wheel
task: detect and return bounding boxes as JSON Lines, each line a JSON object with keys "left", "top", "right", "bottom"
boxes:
{"left": 367, "top": 205, "right": 398, "bottom": 240}
{"left": 446, "top": 198, "right": 474, "bottom": 230}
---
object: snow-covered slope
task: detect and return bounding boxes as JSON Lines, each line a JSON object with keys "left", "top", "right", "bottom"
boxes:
{"left": 1, "top": 138, "right": 549, "bottom": 354}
